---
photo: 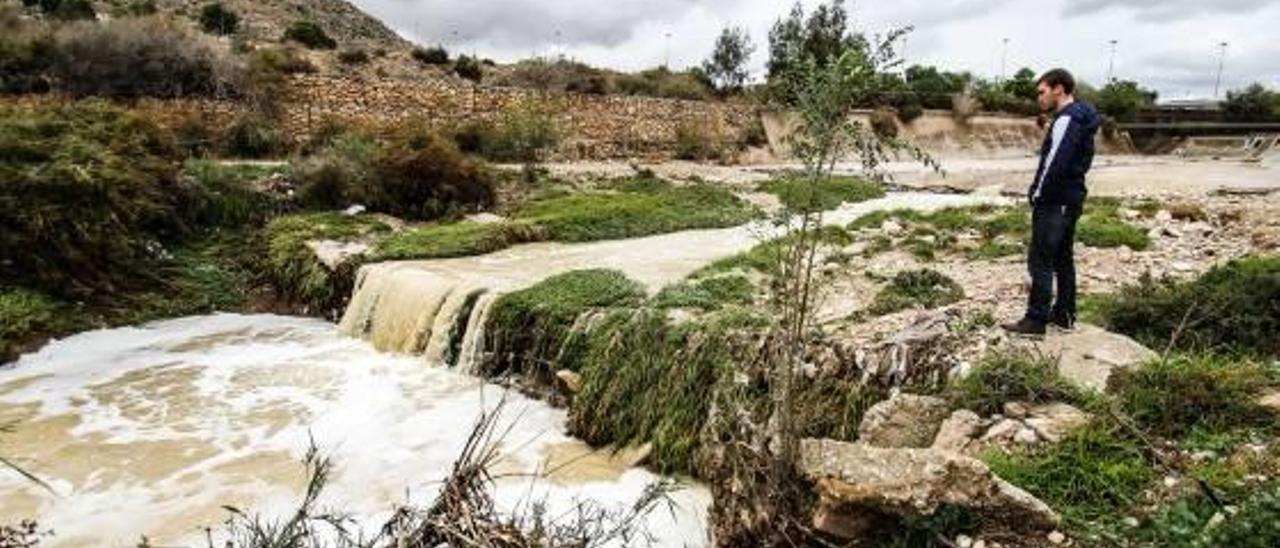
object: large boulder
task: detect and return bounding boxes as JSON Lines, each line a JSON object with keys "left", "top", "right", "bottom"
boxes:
{"left": 1016, "top": 323, "right": 1157, "bottom": 391}
{"left": 858, "top": 393, "right": 952, "bottom": 448}
{"left": 931, "top": 409, "right": 985, "bottom": 453}
{"left": 799, "top": 438, "right": 1059, "bottom": 540}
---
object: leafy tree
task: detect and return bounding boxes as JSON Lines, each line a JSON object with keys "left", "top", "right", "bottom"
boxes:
{"left": 1222, "top": 83, "right": 1278, "bottom": 122}
{"left": 1003, "top": 67, "right": 1037, "bottom": 101}
{"left": 767, "top": 0, "right": 869, "bottom": 81}
{"left": 198, "top": 3, "right": 239, "bottom": 36}
{"left": 904, "top": 64, "right": 971, "bottom": 109}
{"left": 701, "top": 25, "right": 755, "bottom": 93}
{"left": 1094, "top": 79, "right": 1157, "bottom": 120}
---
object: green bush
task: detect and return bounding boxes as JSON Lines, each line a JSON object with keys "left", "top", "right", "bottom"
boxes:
{"left": 180, "top": 159, "right": 284, "bottom": 228}
{"left": 758, "top": 175, "right": 885, "bottom": 212}
{"left": 984, "top": 421, "right": 1154, "bottom": 522}
{"left": 369, "top": 130, "right": 495, "bottom": 220}
{"left": 453, "top": 54, "right": 482, "bottom": 82}
{"left": 481, "top": 269, "right": 646, "bottom": 381}
{"left": 0, "top": 101, "right": 185, "bottom": 297}
{"left": 283, "top": 21, "right": 336, "bottom": 50}
{"left": 292, "top": 132, "right": 378, "bottom": 209}
{"left": 0, "top": 8, "right": 55, "bottom": 93}
{"left": 1108, "top": 355, "right": 1276, "bottom": 439}
{"left": 198, "top": 3, "right": 239, "bottom": 36}
{"left": 513, "top": 177, "right": 756, "bottom": 242}
{"left": 948, "top": 350, "right": 1089, "bottom": 415}
{"left": 867, "top": 269, "right": 964, "bottom": 316}
{"left": 1090, "top": 256, "right": 1280, "bottom": 355}
{"left": 411, "top": 46, "right": 449, "bottom": 65}
{"left": 482, "top": 99, "right": 559, "bottom": 163}
{"left": 52, "top": 16, "right": 238, "bottom": 99}
{"left": 222, "top": 113, "right": 285, "bottom": 158}
{"left": 36, "top": 0, "right": 95, "bottom": 21}
{"left": 1202, "top": 483, "right": 1280, "bottom": 547}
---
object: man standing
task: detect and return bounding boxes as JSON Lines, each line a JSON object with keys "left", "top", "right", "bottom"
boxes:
{"left": 1004, "top": 68, "right": 1101, "bottom": 336}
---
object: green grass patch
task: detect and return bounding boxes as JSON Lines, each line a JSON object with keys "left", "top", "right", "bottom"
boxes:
{"left": 948, "top": 350, "right": 1092, "bottom": 416}
{"left": 1086, "top": 256, "right": 1280, "bottom": 356}
{"left": 374, "top": 221, "right": 545, "bottom": 260}
{"left": 513, "top": 177, "right": 757, "bottom": 242}
{"left": 652, "top": 275, "right": 755, "bottom": 311}
{"left": 694, "top": 225, "right": 853, "bottom": 278}
{"left": 0, "top": 289, "right": 82, "bottom": 363}
{"left": 847, "top": 205, "right": 1029, "bottom": 260}
{"left": 480, "top": 269, "right": 646, "bottom": 382}
{"left": 757, "top": 175, "right": 885, "bottom": 211}
{"left": 1108, "top": 354, "right": 1277, "bottom": 439}
{"left": 867, "top": 269, "right": 965, "bottom": 316}
{"left": 567, "top": 311, "right": 736, "bottom": 473}
{"left": 1077, "top": 216, "right": 1150, "bottom": 250}
{"left": 984, "top": 421, "right": 1155, "bottom": 523}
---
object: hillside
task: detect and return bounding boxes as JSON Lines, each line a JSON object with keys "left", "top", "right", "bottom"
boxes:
{"left": 136, "top": 0, "right": 408, "bottom": 48}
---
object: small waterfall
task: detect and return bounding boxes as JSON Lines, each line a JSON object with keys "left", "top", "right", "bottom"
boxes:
{"left": 457, "top": 292, "right": 499, "bottom": 372}
{"left": 339, "top": 263, "right": 479, "bottom": 358}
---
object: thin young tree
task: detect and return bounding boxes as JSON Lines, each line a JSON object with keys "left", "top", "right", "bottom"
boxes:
{"left": 701, "top": 26, "right": 756, "bottom": 94}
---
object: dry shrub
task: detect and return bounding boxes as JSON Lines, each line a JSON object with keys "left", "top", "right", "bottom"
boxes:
{"left": 51, "top": 16, "right": 240, "bottom": 99}
{"left": 869, "top": 107, "right": 899, "bottom": 139}
{"left": 370, "top": 129, "right": 495, "bottom": 220}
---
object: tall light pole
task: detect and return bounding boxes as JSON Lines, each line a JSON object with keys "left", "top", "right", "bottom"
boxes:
{"left": 555, "top": 29, "right": 563, "bottom": 61}
{"left": 1106, "top": 39, "right": 1118, "bottom": 83}
{"left": 664, "top": 32, "right": 673, "bottom": 69}
{"left": 1213, "top": 41, "right": 1229, "bottom": 99}
{"left": 999, "top": 37, "right": 1010, "bottom": 82}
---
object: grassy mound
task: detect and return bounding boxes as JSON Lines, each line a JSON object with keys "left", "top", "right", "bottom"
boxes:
{"left": 262, "top": 213, "right": 391, "bottom": 316}
{"left": 867, "top": 269, "right": 965, "bottom": 315}
{"left": 652, "top": 275, "right": 755, "bottom": 311}
{"left": 758, "top": 175, "right": 885, "bottom": 211}
{"left": 947, "top": 350, "right": 1091, "bottom": 416}
{"left": 1108, "top": 354, "right": 1277, "bottom": 439}
{"left": 1088, "top": 256, "right": 1280, "bottom": 356}
{"left": 480, "top": 269, "right": 646, "bottom": 382}
{"left": 512, "top": 176, "right": 757, "bottom": 242}
{"left": 374, "top": 221, "right": 545, "bottom": 260}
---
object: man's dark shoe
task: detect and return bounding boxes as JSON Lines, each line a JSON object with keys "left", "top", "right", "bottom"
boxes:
{"left": 1049, "top": 311, "right": 1076, "bottom": 331}
{"left": 1002, "top": 317, "right": 1046, "bottom": 336}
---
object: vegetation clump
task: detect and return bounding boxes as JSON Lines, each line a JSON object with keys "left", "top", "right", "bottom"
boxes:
{"left": 1088, "top": 256, "right": 1280, "bottom": 356}
{"left": 198, "top": 3, "right": 239, "bottom": 36}
{"left": 947, "top": 350, "right": 1090, "bottom": 416}
{"left": 652, "top": 275, "right": 755, "bottom": 311}
{"left": 866, "top": 269, "right": 964, "bottom": 315}
{"left": 283, "top": 20, "right": 336, "bottom": 50}
{"left": 1108, "top": 354, "right": 1277, "bottom": 439}
{"left": 411, "top": 46, "right": 449, "bottom": 65}
{"left": 374, "top": 221, "right": 545, "bottom": 261}
{"left": 262, "top": 212, "right": 390, "bottom": 316}
{"left": 512, "top": 176, "right": 757, "bottom": 242}
{"left": 759, "top": 175, "right": 884, "bottom": 211}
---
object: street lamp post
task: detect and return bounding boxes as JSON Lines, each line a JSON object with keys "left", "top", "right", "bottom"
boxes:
{"left": 1000, "top": 37, "right": 1010, "bottom": 82}
{"left": 1213, "top": 41, "right": 1229, "bottom": 99}
{"left": 1106, "top": 39, "right": 1117, "bottom": 83}
{"left": 664, "top": 32, "right": 672, "bottom": 69}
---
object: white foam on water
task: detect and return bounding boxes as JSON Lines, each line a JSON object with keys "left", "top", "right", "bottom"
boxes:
{"left": 0, "top": 314, "right": 710, "bottom": 547}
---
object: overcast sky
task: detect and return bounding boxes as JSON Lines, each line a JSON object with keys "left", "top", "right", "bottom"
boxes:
{"left": 351, "top": 0, "right": 1280, "bottom": 101}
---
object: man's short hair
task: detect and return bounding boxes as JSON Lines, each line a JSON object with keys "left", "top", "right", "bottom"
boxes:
{"left": 1038, "top": 68, "right": 1076, "bottom": 95}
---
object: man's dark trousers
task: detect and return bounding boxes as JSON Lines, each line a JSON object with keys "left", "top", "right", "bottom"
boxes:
{"left": 1026, "top": 202, "right": 1082, "bottom": 324}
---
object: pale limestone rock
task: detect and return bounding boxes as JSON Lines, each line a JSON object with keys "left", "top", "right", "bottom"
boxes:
{"left": 932, "top": 410, "right": 984, "bottom": 453}
{"left": 1013, "top": 427, "right": 1040, "bottom": 445}
{"left": 798, "top": 438, "right": 1060, "bottom": 538}
{"left": 306, "top": 239, "right": 371, "bottom": 270}
{"left": 1023, "top": 402, "right": 1091, "bottom": 443}
{"left": 981, "top": 418, "right": 1024, "bottom": 443}
{"left": 858, "top": 394, "right": 952, "bottom": 448}
{"left": 1014, "top": 323, "right": 1157, "bottom": 391}
{"left": 1003, "top": 401, "right": 1029, "bottom": 419}
{"left": 555, "top": 369, "right": 583, "bottom": 394}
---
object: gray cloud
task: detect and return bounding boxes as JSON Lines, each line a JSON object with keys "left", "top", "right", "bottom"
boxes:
{"left": 1067, "top": 0, "right": 1272, "bottom": 21}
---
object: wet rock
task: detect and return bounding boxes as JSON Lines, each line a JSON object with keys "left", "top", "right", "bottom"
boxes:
{"left": 306, "top": 240, "right": 371, "bottom": 270}
{"left": 858, "top": 393, "right": 952, "bottom": 448}
{"left": 1016, "top": 323, "right": 1157, "bottom": 391}
{"left": 932, "top": 410, "right": 984, "bottom": 453}
{"left": 798, "top": 438, "right": 1060, "bottom": 539}
{"left": 555, "top": 369, "right": 583, "bottom": 394}
{"left": 1023, "top": 402, "right": 1091, "bottom": 444}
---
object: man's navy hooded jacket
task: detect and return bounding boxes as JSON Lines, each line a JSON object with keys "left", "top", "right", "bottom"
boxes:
{"left": 1029, "top": 101, "right": 1101, "bottom": 206}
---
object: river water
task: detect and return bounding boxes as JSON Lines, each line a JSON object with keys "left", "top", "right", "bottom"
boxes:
{"left": 1, "top": 192, "right": 1005, "bottom": 547}
{"left": 0, "top": 314, "right": 710, "bottom": 546}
